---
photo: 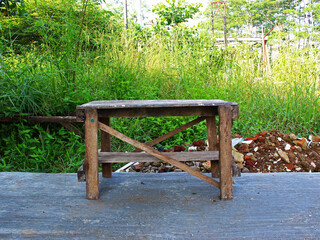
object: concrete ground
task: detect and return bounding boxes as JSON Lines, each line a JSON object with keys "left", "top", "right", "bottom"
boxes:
{"left": 0, "top": 172, "right": 319, "bottom": 239}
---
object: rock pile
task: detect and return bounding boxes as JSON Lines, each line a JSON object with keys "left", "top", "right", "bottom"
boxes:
{"left": 118, "top": 131, "right": 320, "bottom": 173}
{"left": 233, "top": 131, "right": 320, "bottom": 173}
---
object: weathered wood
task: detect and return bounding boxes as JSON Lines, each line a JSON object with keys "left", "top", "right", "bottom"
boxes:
{"left": 85, "top": 109, "right": 99, "bottom": 200}
{"left": 134, "top": 117, "right": 206, "bottom": 152}
{"left": 76, "top": 100, "right": 239, "bottom": 118}
{"left": 231, "top": 105, "right": 239, "bottom": 119}
{"left": 60, "top": 122, "right": 84, "bottom": 139}
{"left": 98, "top": 122, "right": 220, "bottom": 189}
{"left": 97, "top": 107, "right": 218, "bottom": 118}
{"left": 206, "top": 116, "right": 220, "bottom": 178}
{"left": 100, "top": 117, "right": 112, "bottom": 178}
{"left": 218, "top": 106, "right": 233, "bottom": 200}
{"left": 0, "top": 115, "right": 83, "bottom": 123}
{"left": 77, "top": 99, "right": 239, "bottom": 109}
{"left": 98, "top": 151, "right": 219, "bottom": 163}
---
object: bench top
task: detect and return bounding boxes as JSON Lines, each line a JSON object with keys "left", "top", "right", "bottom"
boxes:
{"left": 77, "top": 100, "right": 238, "bottom": 110}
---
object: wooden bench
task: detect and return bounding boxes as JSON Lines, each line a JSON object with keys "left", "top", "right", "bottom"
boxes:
{"left": 76, "top": 100, "right": 239, "bottom": 200}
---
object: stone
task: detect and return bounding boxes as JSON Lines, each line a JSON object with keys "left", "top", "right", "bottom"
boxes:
{"left": 290, "top": 134, "right": 298, "bottom": 140}
{"left": 297, "top": 138, "right": 308, "bottom": 150}
{"left": 174, "top": 145, "right": 186, "bottom": 152}
{"left": 241, "top": 167, "right": 250, "bottom": 173}
{"left": 277, "top": 149, "right": 290, "bottom": 163}
{"left": 288, "top": 152, "right": 296, "bottom": 161}
{"left": 188, "top": 146, "right": 197, "bottom": 151}
{"left": 284, "top": 144, "right": 291, "bottom": 151}
{"left": 285, "top": 163, "right": 295, "bottom": 171}
{"left": 203, "top": 161, "right": 211, "bottom": 171}
{"left": 174, "top": 169, "right": 182, "bottom": 172}
{"left": 144, "top": 162, "right": 151, "bottom": 167}
{"left": 310, "top": 135, "right": 320, "bottom": 143}
{"left": 232, "top": 150, "right": 244, "bottom": 163}
{"left": 193, "top": 140, "right": 205, "bottom": 146}
{"left": 152, "top": 162, "right": 161, "bottom": 167}
{"left": 283, "top": 134, "right": 291, "bottom": 142}
{"left": 133, "top": 163, "right": 145, "bottom": 171}
{"left": 236, "top": 162, "right": 244, "bottom": 169}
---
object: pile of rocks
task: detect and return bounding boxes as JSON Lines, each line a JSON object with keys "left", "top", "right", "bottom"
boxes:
{"left": 233, "top": 131, "right": 320, "bottom": 173}
{"left": 118, "top": 131, "right": 320, "bottom": 173}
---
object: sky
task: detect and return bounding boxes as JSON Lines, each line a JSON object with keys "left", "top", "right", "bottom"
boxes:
{"left": 101, "top": 0, "right": 208, "bottom": 26}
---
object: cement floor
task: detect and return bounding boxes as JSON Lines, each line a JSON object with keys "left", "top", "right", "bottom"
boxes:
{"left": 0, "top": 172, "right": 319, "bottom": 239}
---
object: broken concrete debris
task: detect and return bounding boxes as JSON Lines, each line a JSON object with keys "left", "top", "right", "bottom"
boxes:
{"left": 118, "top": 131, "right": 320, "bottom": 174}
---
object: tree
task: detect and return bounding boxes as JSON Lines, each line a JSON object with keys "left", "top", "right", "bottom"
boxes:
{"left": 152, "top": 0, "right": 202, "bottom": 26}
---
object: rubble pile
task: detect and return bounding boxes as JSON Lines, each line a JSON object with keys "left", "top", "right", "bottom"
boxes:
{"left": 118, "top": 131, "right": 320, "bottom": 173}
{"left": 233, "top": 131, "right": 320, "bottom": 173}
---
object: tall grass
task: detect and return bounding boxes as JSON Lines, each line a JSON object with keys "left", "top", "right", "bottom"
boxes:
{"left": 0, "top": 3, "right": 319, "bottom": 172}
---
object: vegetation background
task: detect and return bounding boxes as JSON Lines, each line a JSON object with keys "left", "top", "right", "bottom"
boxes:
{"left": 0, "top": 0, "right": 319, "bottom": 173}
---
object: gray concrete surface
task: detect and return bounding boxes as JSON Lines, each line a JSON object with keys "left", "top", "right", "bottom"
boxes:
{"left": 0, "top": 172, "right": 319, "bottom": 239}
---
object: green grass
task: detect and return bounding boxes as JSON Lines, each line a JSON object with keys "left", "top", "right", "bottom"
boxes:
{"left": 0, "top": 3, "right": 319, "bottom": 172}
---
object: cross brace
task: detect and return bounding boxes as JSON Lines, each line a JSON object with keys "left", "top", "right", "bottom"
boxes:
{"left": 98, "top": 122, "right": 220, "bottom": 189}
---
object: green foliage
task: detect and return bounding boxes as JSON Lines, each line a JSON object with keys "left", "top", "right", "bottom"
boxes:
{"left": 0, "top": 1, "right": 320, "bottom": 173}
{"left": 0, "top": 122, "right": 84, "bottom": 172}
{"left": 0, "top": 0, "right": 26, "bottom": 16}
{"left": 152, "top": 0, "right": 202, "bottom": 26}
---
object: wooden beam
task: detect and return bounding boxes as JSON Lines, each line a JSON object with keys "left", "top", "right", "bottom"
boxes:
{"left": 206, "top": 116, "right": 219, "bottom": 178}
{"left": 218, "top": 106, "right": 233, "bottom": 200}
{"left": 85, "top": 109, "right": 99, "bottom": 200}
{"left": 97, "top": 107, "right": 218, "bottom": 118}
{"left": 0, "top": 115, "right": 83, "bottom": 123}
{"left": 100, "top": 117, "right": 112, "bottom": 178}
{"left": 98, "top": 151, "right": 219, "bottom": 163}
{"left": 134, "top": 116, "right": 206, "bottom": 152}
{"left": 98, "top": 122, "right": 220, "bottom": 189}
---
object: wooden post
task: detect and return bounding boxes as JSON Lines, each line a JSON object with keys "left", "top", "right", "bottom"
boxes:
{"left": 218, "top": 106, "right": 233, "bottom": 200}
{"left": 101, "top": 118, "right": 112, "bottom": 178}
{"left": 206, "top": 116, "right": 219, "bottom": 178}
{"left": 85, "top": 109, "right": 99, "bottom": 200}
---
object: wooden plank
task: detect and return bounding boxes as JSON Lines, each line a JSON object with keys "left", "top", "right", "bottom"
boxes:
{"left": 98, "top": 151, "right": 219, "bottom": 163}
{"left": 231, "top": 105, "right": 239, "bottom": 118}
{"left": 97, "top": 107, "right": 218, "bottom": 118}
{"left": 98, "top": 122, "right": 220, "bottom": 189}
{"left": 0, "top": 115, "right": 84, "bottom": 123}
{"left": 77, "top": 99, "right": 239, "bottom": 109}
{"left": 218, "top": 106, "right": 233, "bottom": 200}
{"left": 134, "top": 116, "right": 206, "bottom": 152}
{"left": 100, "top": 117, "right": 112, "bottom": 178}
{"left": 85, "top": 109, "right": 99, "bottom": 200}
{"left": 206, "top": 116, "right": 220, "bottom": 178}
{"left": 60, "top": 122, "right": 84, "bottom": 139}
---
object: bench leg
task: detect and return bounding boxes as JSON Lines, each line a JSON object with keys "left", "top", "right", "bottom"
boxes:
{"left": 218, "top": 106, "right": 233, "bottom": 200}
{"left": 101, "top": 117, "right": 112, "bottom": 178}
{"left": 85, "top": 109, "right": 99, "bottom": 200}
{"left": 206, "top": 116, "right": 219, "bottom": 178}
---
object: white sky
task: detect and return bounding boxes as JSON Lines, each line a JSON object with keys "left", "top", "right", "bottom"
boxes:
{"left": 102, "top": 0, "right": 208, "bottom": 26}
